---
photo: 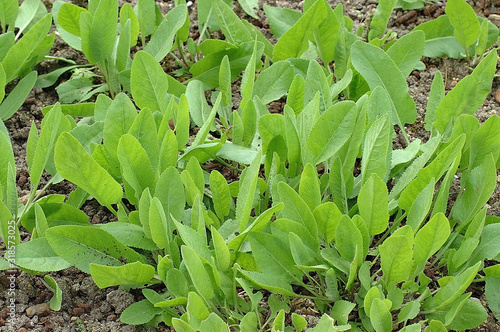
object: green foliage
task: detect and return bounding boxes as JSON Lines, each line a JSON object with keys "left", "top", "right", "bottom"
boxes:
{"left": 0, "top": 0, "right": 499, "bottom": 330}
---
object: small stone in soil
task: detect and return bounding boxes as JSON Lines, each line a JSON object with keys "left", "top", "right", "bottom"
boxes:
{"left": 26, "top": 303, "right": 50, "bottom": 317}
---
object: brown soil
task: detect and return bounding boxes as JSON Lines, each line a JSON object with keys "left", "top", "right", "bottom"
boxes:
{"left": 1, "top": 0, "right": 499, "bottom": 331}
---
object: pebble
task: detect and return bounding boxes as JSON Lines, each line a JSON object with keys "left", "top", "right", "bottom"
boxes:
{"left": 26, "top": 303, "right": 50, "bottom": 317}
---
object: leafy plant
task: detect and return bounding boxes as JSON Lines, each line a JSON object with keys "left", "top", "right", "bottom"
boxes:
{"left": 1, "top": 0, "right": 499, "bottom": 331}
{"left": 0, "top": 0, "right": 54, "bottom": 119}
{"left": 52, "top": 0, "right": 188, "bottom": 99}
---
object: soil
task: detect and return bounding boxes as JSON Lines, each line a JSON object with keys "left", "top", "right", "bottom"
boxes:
{"left": 1, "top": 0, "right": 500, "bottom": 331}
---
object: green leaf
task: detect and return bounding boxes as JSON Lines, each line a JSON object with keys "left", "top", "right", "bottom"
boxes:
{"left": 361, "top": 114, "right": 392, "bottom": 183}
{"left": 0, "top": 0, "right": 18, "bottom": 30}
{"left": 55, "top": 132, "right": 123, "bottom": 208}
{"left": 120, "top": 3, "right": 139, "bottom": 46}
{"left": 1, "top": 14, "right": 53, "bottom": 82}
{"left": 335, "top": 215, "right": 363, "bottom": 266}
{"left": 368, "top": 0, "right": 397, "bottom": 41}
{"left": 424, "top": 70, "right": 445, "bottom": 131}
{"left": 370, "top": 298, "right": 392, "bottom": 332}
{"left": 235, "top": 152, "right": 261, "bottom": 232}
{"left": 380, "top": 235, "right": 413, "bottom": 283}
{"left": 89, "top": 261, "right": 155, "bottom": 288}
{"left": 144, "top": 5, "right": 187, "bottom": 61}
{"left": 358, "top": 173, "right": 389, "bottom": 236}
{"left": 264, "top": 5, "right": 301, "bottom": 39}
{"left": 446, "top": 298, "right": 488, "bottom": 330}
{"left": 181, "top": 245, "right": 214, "bottom": 300}
{"left": 190, "top": 41, "right": 263, "bottom": 90}
{"left": 13, "top": 237, "right": 71, "bottom": 272}
{"left": 433, "top": 51, "right": 496, "bottom": 134}
{"left": 299, "top": 163, "right": 321, "bottom": 211}
{"left": 131, "top": 51, "right": 169, "bottom": 113}
{"left": 57, "top": 3, "right": 86, "bottom": 37}
{"left": 398, "top": 301, "right": 420, "bottom": 323}
{"left": 313, "top": 2, "right": 340, "bottom": 65}
{"left": 468, "top": 224, "right": 500, "bottom": 266}
{"left": 273, "top": 0, "right": 328, "bottom": 61}
{"left": 44, "top": 275, "right": 63, "bottom": 311}
{"left": 277, "top": 181, "right": 318, "bottom": 244}
{"left": 0, "top": 71, "right": 37, "bottom": 120}
{"left": 413, "top": 15, "right": 464, "bottom": 59}
{"left": 445, "top": 0, "right": 480, "bottom": 52}
{"left": 253, "top": 61, "right": 294, "bottom": 105}
{"left": 118, "top": 134, "right": 155, "bottom": 205}
{"left": 413, "top": 213, "right": 450, "bottom": 275}
{"left": 87, "top": 0, "right": 118, "bottom": 63}
{"left": 246, "top": 234, "right": 301, "bottom": 285}
{"left": 45, "top": 225, "right": 144, "bottom": 274}
{"left": 96, "top": 222, "right": 157, "bottom": 250}
{"left": 313, "top": 202, "right": 341, "bottom": 244}
{"left": 212, "top": 0, "right": 252, "bottom": 44}
{"left": 426, "top": 261, "right": 482, "bottom": 311}
{"left": 121, "top": 299, "right": 162, "bottom": 325}
{"left": 30, "top": 104, "right": 72, "bottom": 188}
{"left": 386, "top": 30, "right": 425, "bottom": 77}
{"left": 200, "top": 312, "right": 230, "bottom": 332}
{"left": 209, "top": 171, "right": 230, "bottom": 219}
{"left": 307, "top": 101, "right": 357, "bottom": 163}
{"left": 351, "top": 40, "right": 416, "bottom": 127}
{"left": 154, "top": 166, "right": 185, "bottom": 233}
{"left": 485, "top": 276, "right": 500, "bottom": 319}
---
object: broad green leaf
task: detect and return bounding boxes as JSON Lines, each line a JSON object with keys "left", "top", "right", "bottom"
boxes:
{"left": 413, "top": 15, "right": 464, "bottom": 58}
{"left": 330, "top": 300, "right": 355, "bottom": 325}
{"left": 57, "top": 3, "right": 86, "bottom": 37}
{"left": 236, "top": 152, "right": 261, "bottom": 232}
{"left": 30, "top": 104, "right": 72, "bottom": 188}
{"left": 453, "top": 154, "right": 497, "bottom": 226}
{"left": 313, "top": 2, "right": 340, "bottom": 64}
{"left": 0, "top": 0, "right": 18, "bottom": 30}
{"left": 219, "top": 55, "right": 232, "bottom": 112}
{"left": 237, "top": 269, "right": 296, "bottom": 296}
{"left": 253, "top": 61, "right": 294, "bottom": 105}
{"left": 426, "top": 261, "right": 482, "bottom": 311}
{"left": 468, "top": 115, "right": 500, "bottom": 171}
{"left": 96, "top": 222, "right": 157, "bottom": 250}
{"left": 128, "top": 108, "right": 159, "bottom": 173}
{"left": 424, "top": 70, "right": 445, "bottom": 130}
{"left": 413, "top": 213, "right": 450, "bottom": 275}
{"left": 209, "top": 171, "right": 230, "bottom": 219}
{"left": 212, "top": 0, "right": 252, "bottom": 44}
{"left": 55, "top": 132, "right": 123, "bottom": 208}
{"left": 398, "top": 134, "right": 465, "bottom": 212}
{"left": 117, "top": 134, "right": 155, "bottom": 205}
{"left": 248, "top": 232, "right": 302, "bottom": 282}
{"left": 398, "top": 301, "right": 420, "bottom": 323}
{"left": 0, "top": 131, "right": 15, "bottom": 202}
{"left": 0, "top": 71, "right": 37, "bottom": 120}
{"left": 386, "top": 30, "right": 425, "bottom": 77}
{"left": 313, "top": 202, "right": 341, "bottom": 244}
{"left": 259, "top": 114, "right": 285, "bottom": 154}
{"left": 361, "top": 114, "right": 392, "bottom": 183}
{"left": 14, "top": 0, "right": 46, "bottom": 36}
{"left": 13, "top": 237, "right": 71, "bottom": 272}
{"left": 238, "top": 0, "right": 259, "bottom": 18}
{"left": 264, "top": 5, "right": 301, "bottom": 39}
{"left": 277, "top": 181, "right": 318, "bottom": 242}
{"left": 445, "top": 298, "right": 488, "bottom": 331}
{"left": 485, "top": 276, "right": 500, "bottom": 320}
{"left": 273, "top": 0, "right": 327, "bottom": 61}
{"left": 90, "top": 261, "right": 155, "bottom": 288}
{"left": 351, "top": 40, "right": 416, "bottom": 127}
{"left": 190, "top": 41, "right": 263, "bottom": 89}
{"left": 2, "top": 14, "right": 53, "bottom": 82}
{"left": 135, "top": 0, "right": 157, "bottom": 40}
{"left": 187, "top": 291, "right": 211, "bottom": 330}
{"left": 307, "top": 101, "right": 357, "bottom": 163}
{"left": 380, "top": 235, "right": 413, "bottom": 283}
{"left": 199, "top": 312, "right": 230, "bottom": 332}
{"left": 445, "top": 0, "right": 480, "bottom": 52}
{"left": 433, "top": 51, "right": 496, "bottom": 134}
{"left": 21, "top": 200, "right": 88, "bottom": 234}
{"left": 287, "top": 74, "right": 306, "bottom": 114}
{"left": 335, "top": 215, "right": 363, "bottom": 266}
{"left": 304, "top": 60, "right": 332, "bottom": 112}
{"left": 144, "top": 5, "right": 187, "bottom": 61}
{"left": 299, "top": 163, "right": 321, "bottom": 211}
{"left": 120, "top": 3, "right": 139, "bottom": 46}
{"left": 407, "top": 178, "right": 434, "bottom": 231}
{"left": 181, "top": 245, "right": 214, "bottom": 300}
{"left": 368, "top": 0, "right": 397, "bottom": 41}
{"left": 154, "top": 167, "right": 185, "bottom": 230}
{"left": 131, "top": 51, "right": 169, "bottom": 113}
{"left": 359, "top": 173, "right": 389, "bottom": 236}
{"left": 45, "top": 225, "right": 144, "bottom": 274}
{"left": 468, "top": 224, "right": 500, "bottom": 266}
{"left": 121, "top": 299, "right": 162, "bottom": 325}
{"left": 87, "top": 0, "right": 118, "bottom": 63}
{"left": 370, "top": 298, "right": 393, "bottom": 332}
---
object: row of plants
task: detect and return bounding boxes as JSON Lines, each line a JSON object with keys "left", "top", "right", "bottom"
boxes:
{"left": 1, "top": 0, "right": 500, "bottom": 330}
